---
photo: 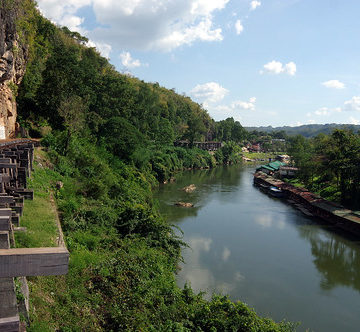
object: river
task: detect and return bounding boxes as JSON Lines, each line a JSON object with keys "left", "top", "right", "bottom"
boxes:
{"left": 154, "top": 164, "right": 360, "bottom": 332}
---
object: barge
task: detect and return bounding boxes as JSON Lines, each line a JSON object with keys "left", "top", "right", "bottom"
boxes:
{"left": 254, "top": 171, "right": 360, "bottom": 236}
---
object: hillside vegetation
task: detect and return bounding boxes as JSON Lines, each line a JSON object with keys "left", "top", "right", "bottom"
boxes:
{"left": 10, "top": 1, "right": 296, "bottom": 330}
{"left": 246, "top": 124, "right": 360, "bottom": 138}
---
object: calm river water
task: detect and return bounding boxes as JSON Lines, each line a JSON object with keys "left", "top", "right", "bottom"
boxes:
{"left": 154, "top": 164, "right": 360, "bottom": 332}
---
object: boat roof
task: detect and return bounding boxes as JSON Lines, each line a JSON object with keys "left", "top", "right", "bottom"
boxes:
{"left": 258, "top": 161, "right": 286, "bottom": 172}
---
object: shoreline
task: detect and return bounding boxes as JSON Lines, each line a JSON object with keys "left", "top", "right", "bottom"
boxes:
{"left": 254, "top": 171, "right": 360, "bottom": 236}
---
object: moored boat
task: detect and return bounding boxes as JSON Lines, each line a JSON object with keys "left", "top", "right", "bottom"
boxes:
{"left": 269, "top": 186, "right": 285, "bottom": 198}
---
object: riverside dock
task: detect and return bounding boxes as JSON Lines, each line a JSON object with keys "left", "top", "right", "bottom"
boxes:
{"left": 254, "top": 171, "right": 360, "bottom": 236}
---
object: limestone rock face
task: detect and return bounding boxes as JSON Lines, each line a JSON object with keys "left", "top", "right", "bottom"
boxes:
{"left": 0, "top": 2, "right": 28, "bottom": 138}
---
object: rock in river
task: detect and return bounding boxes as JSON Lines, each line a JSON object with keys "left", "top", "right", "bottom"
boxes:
{"left": 175, "top": 202, "right": 194, "bottom": 208}
{"left": 182, "top": 184, "right": 196, "bottom": 193}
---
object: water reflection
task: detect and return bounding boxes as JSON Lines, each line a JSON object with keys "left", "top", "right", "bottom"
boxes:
{"left": 179, "top": 235, "right": 245, "bottom": 299}
{"left": 254, "top": 214, "right": 286, "bottom": 230}
{"left": 299, "top": 226, "right": 360, "bottom": 292}
{"left": 222, "top": 247, "right": 231, "bottom": 261}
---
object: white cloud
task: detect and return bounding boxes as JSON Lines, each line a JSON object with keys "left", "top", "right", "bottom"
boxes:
{"left": 263, "top": 60, "right": 283, "bottom": 74}
{"left": 310, "top": 106, "right": 342, "bottom": 117}
{"left": 190, "top": 82, "right": 229, "bottom": 103}
{"left": 235, "top": 20, "right": 244, "bottom": 35}
{"left": 261, "top": 60, "right": 297, "bottom": 76}
{"left": 322, "top": 80, "right": 345, "bottom": 89}
{"left": 87, "top": 40, "right": 112, "bottom": 58}
{"left": 344, "top": 96, "right": 360, "bottom": 112}
{"left": 250, "top": 1, "right": 261, "bottom": 11}
{"left": 157, "top": 18, "right": 223, "bottom": 50}
{"left": 204, "top": 96, "right": 256, "bottom": 122}
{"left": 314, "top": 107, "right": 330, "bottom": 116}
{"left": 119, "top": 51, "right": 143, "bottom": 69}
{"left": 231, "top": 97, "right": 256, "bottom": 111}
{"left": 191, "top": 0, "right": 229, "bottom": 15}
{"left": 290, "top": 121, "right": 303, "bottom": 127}
{"left": 37, "top": 0, "right": 91, "bottom": 32}
{"left": 37, "top": 0, "right": 230, "bottom": 52}
{"left": 213, "top": 97, "right": 256, "bottom": 115}
{"left": 349, "top": 117, "right": 360, "bottom": 125}
{"left": 284, "top": 62, "right": 297, "bottom": 76}
{"left": 60, "top": 15, "right": 85, "bottom": 32}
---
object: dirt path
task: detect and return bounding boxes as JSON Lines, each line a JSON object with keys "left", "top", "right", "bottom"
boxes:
{"left": 50, "top": 193, "right": 66, "bottom": 247}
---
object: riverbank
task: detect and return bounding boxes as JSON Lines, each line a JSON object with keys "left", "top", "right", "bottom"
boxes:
{"left": 254, "top": 171, "right": 360, "bottom": 236}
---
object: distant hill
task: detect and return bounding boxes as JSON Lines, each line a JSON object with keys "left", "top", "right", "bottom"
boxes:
{"left": 245, "top": 123, "right": 360, "bottom": 137}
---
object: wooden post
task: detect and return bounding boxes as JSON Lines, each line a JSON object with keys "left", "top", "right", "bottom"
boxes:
{"left": 0, "top": 231, "right": 9, "bottom": 249}
{"left": 0, "top": 277, "right": 19, "bottom": 332}
{"left": 0, "top": 216, "right": 10, "bottom": 231}
{"left": 0, "top": 232, "right": 19, "bottom": 332}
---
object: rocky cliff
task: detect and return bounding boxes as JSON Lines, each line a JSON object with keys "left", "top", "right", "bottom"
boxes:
{"left": 0, "top": 1, "right": 28, "bottom": 138}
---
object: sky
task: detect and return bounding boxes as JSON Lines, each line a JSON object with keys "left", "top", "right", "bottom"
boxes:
{"left": 36, "top": 0, "right": 360, "bottom": 127}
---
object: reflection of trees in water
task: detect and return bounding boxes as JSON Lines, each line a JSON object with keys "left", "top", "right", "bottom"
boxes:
{"left": 169, "top": 164, "right": 244, "bottom": 189}
{"left": 157, "top": 202, "right": 201, "bottom": 224}
{"left": 299, "top": 226, "right": 360, "bottom": 292}
{"left": 155, "top": 165, "right": 245, "bottom": 223}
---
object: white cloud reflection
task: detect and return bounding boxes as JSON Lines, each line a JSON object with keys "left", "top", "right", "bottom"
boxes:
{"left": 178, "top": 236, "right": 244, "bottom": 299}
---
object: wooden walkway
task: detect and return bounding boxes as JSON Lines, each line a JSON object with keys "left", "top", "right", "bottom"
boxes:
{"left": 0, "top": 139, "right": 69, "bottom": 331}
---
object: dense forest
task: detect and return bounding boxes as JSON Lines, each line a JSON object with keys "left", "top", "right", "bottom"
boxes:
{"left": 6, "top": 0, "right": 296, "bottom": 331}
{"left": 288, "top": 130, "right": 360, "bottom": 209}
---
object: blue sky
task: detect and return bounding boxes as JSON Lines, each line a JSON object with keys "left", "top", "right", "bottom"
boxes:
{"left": 36, "top": 0, "right": 360, "bottom": 127}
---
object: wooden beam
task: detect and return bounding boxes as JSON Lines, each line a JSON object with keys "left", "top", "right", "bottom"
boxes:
{"left": 0, "top": 209, "right": 12, "bottom": 217}
{"left": 14, "top": 189, "right": 33, "bottom": 200}
{"left": 13, "top": 227, "right": 26, "bottom": 232}
{"left": 0, "top": 196, "right": 14, "bottom": 204}
{"left": 0, "top": 247, "right": 69, "bottom": 277}
{"left": 0, "top": 163, "right": 17, "bottom": 169}
{"left": 0, "top": 315, "right": 20, "bottom": 332}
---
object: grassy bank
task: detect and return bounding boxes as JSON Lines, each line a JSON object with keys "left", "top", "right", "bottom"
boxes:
{"left": 242, "top": 152, "right": 285, "bottom": 160}
{"left": 15, "top": 149, "right": 59, "bottom": 248}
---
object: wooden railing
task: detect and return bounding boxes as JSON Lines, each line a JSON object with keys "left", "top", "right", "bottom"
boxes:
{"left": 0, "top": 140, "right": 69, "bottom": 332}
